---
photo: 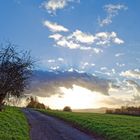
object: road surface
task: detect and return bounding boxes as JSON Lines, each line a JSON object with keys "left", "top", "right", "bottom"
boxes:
{"left": 23, "top": 109, "right": 96, "bottom": 140}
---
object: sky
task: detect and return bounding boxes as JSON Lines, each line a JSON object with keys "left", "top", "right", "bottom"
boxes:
{"left": 0, "top": 0, "right": 140, "bottom": 109}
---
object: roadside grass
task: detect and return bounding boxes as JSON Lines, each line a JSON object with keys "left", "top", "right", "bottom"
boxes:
{"left": 0, "top": 106, "right": 30, "bottom": 140}
{"left": 39, "top": 109, "right": 140, "bottom": 140}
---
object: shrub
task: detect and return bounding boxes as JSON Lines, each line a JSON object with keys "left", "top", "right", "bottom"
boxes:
{"left": 63, "top": 106, "right": 72, "bottom": 112}
{"left": 26, "top": 96, "right": 45, "bottom": 109}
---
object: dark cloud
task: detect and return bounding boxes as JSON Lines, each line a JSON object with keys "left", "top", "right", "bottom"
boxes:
{"left": 27, "top": 70, "right": 112, "bottom": 97}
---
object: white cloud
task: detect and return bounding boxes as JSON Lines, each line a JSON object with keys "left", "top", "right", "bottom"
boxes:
{"left": 45, "top": 20, "right": 124, "bottom": 52}
{"left": 79, "top": 47, "right": 103, "bottom": 54}
{"left": 114, "top": 38, "right": 124, "bottom": 44}
{"left": 81, "top": 62, "right": 95, "bottom": 69}
{"left": 83, "top": 62, "right": 89, "bottom": 66}
{"left": 50, "top": 66, "right": 60, "bottom": 70}
{"left": 50, "top": 30, "right": 124, "bottom": 51}
{"left": 91, "top": 63, "right": 95, "bottom": 66}
{"left": 116, "top": 63, "right": 125, "bottom": 67}
{"left": 56, "top": 37, "right": 80, "bottom": 49}
{"left": 49, "top": 33, "right": 63, "bottom": 40}
{"left": 112, "top": 68, "right": 116, "bottom": 74}
{"left": 99, "top": 4, "right": 127, "bottom": 27}
{"left": 120, "top": 69, "right": 140, "bottom": 79}
{"left": 58, "top": 57, "right": 64, "bottom": 61}
{"left": 69, "top": 30, "right": 95, "bottom": 44}
{"left": 115, "top": 53, "right": 124, "bottom": 57}
{"left": 100, "top": 67, "right": 107, "bottom": 70}
{"left": 43, "top": 20, "right": 69, "bottom": 32}
{"left": 42, "top": 0, "right": 80, "bottom": 14}
{"left": 95, "top": 32, "right": 124, "bottom": 46}
{"left": 48, "top": 59, "right": 56, "bottom": 63}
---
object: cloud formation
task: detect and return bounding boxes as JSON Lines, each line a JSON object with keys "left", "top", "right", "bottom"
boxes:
{"left": 43, "top": 20, "right": 69, "bottom": 32}
{"left": 95, "top": 32, "right": 124, "bottom": 46}
{"left": 28, "top": 70, "right": 112, "bottom": 97}
{"left": 120, "top": 69, "right": 140, "bottom": 79}
{"left": 99, "top": 4, "right": 127, "bottom": 27}
{"left": 48, "top": 28, "right": 124, "bottom": 51}
{"left": 70, "top": 30, "right": 95, "bottom": 44}
{"left": 42, "top": 0, "right": 80, "bottom": 14}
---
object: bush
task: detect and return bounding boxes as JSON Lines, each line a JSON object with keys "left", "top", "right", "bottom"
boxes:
{"left": 26, "top": 96, "right": 45, "bottom": 109}
{"left": 63, "top": 106, "right": 72, "bottom": 112}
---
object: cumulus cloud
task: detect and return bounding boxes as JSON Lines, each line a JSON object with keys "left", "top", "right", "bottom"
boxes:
{"left": 69, "top": 30, "right": 95, "bottom": 44}
{"left": 95, "top": 32, "right": 124, "bottom": 46}
{"left": 43, "top": 20, "right": 69, "bottom": 32}
{"left": 114, "top": 37, "right": 124, "bottom": 44}
{"left": 99, "top": 4, "right": 127, "bottom": 27}
{"left": 42, "top": 0, "right": 80, "bottom": 14}
{"left": 56, "top": 37, "right": 80, "bottom": 49}
{"left": 120, "top": 69, "right": 140, "bottom": 79}
{"left": 44, "top": 19, "right": 124, "bottom": 52}
{"left": 49, "top": 29, "right": 124, "bottom": 51}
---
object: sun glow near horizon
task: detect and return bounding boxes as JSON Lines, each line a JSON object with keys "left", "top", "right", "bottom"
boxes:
{"left": 37, "top": 85, "right": 107, "bottom": 110}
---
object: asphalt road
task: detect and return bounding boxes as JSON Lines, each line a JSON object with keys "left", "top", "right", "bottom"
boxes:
{"left": 23, "top": 109, "right": 96, "bottom": 140}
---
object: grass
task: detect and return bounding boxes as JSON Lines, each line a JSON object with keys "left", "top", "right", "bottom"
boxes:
{"left": 0, "top": 106, "right": 30, "bottom": 140}
{"left": 39, "top": 109, "right": 140, "bottom": 140}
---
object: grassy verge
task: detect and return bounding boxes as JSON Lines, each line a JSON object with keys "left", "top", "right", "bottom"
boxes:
{"left": 39, "top": 109, "right": 140, "bottom": 140}
{"left": 0, "top": 106, "right": 30, "bottom": 140}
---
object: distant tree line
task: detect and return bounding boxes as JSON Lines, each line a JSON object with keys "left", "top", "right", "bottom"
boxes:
{"left": 106, "top": 106, "right": 140, "bottom": 116}
{"left": 26, "top": 96, "right": 46, "bottom": 109}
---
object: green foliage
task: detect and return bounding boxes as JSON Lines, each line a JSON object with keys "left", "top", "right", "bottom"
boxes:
{"left": 39, "top": 110, "right": 140, "bottom": 140}
{"left": 0, "top": 43, "right": 33, "bottom": 108}
{"left": 0, "top": 106, "right": 30, "bottom": 140}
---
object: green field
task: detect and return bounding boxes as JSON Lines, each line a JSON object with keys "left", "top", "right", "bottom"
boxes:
{"left": 0, "top": 107, "right": 30, "bottom": 140}
{"left": 39, "top": 110, "right": 140, "bottom": 140}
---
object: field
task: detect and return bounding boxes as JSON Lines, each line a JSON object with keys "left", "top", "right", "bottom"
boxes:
{"left": 39, "top": 110, "right": 140, "bottom": 140}
{"left": 0, "top": 106, "right": 30, "bottom": 140}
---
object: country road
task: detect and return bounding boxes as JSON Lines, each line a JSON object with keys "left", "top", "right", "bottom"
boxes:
{"left": 22, "top": 109, "right": 96, "bottom": 140}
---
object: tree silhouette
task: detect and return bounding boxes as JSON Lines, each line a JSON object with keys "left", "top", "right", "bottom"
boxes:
{"left": 63, "top": 106, "right": 72, "bottom": 112}
{"left": 0, "top": 43, "right": 33, "bottom": 110}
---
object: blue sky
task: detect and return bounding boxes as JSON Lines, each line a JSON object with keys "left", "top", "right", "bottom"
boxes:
{"left": 0, "top": 0, "right": 140, "bottom": 108}
{"left": 0, "top": 0, "right": 140, "bottom": 73}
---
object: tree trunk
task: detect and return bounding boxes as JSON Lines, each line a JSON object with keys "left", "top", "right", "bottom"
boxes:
{"left": 0, "top": 96, "right": 5, "bottom": 111}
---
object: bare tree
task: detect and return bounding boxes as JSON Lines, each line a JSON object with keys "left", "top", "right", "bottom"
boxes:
{"left": 0, "top": 42, "right": 33, "bottom": 110}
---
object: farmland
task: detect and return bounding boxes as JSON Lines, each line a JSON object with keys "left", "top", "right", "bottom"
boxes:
{"left": 0, "top": 106, "right": 30, "bottom": 140}
{"left": 39, "top": 109, "right": 140, "bottom": 140}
